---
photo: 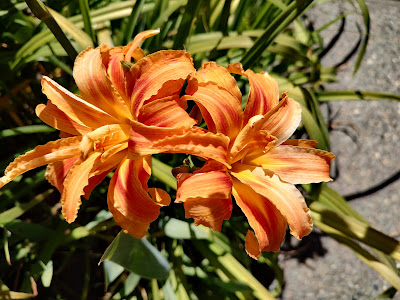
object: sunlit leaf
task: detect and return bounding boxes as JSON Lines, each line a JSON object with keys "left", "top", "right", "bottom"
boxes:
{"left": 100, "top": 231, "right": 170, "bottom": 280}
{"left": 164, "top": 218, "right": 210, "bottom": 240}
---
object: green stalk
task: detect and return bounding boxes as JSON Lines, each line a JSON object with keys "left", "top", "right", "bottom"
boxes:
{"left": 25, "top": 0, "right": 78, "bottom": 61}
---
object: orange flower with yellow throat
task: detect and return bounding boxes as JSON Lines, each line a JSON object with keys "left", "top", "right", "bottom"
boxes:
{"left": 0, "top": 30, "right": 226, "bottom": 238}
{"left": 131, "top": 61, "right": 335, "bottom": 259}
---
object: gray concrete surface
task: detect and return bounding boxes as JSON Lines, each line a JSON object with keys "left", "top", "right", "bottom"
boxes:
{"left": 280, "top": 1, "right": 400, "bottom": 299}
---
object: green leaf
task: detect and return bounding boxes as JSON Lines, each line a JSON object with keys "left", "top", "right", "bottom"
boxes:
{"left": 0, "top": 190, "right": 52, "bottom": 225}
{"left": 151, "top": 158, "right": 177, "bottom": 190}
{"left": 353, "top": 0, "right": 370, "bottom": 74}
{"left": 0, "top": 125, "right": 55, "bottom": 138}
{"left": 41, "top": 260, "right": 53, "bottom": 288}
{"left": 78, "top": 0, "right": 96, "bottom": 44}
{"left": 122, "top": 0, "right": 146, "bottom": 44}
{"left": 100, "top": 231, "right": 171, "bottom": 280}
{"left": 241, "top": 0, "right": 313, "bottom": 69}
{"left": 172, "top": 0, "right": 203, "bottom": 50}
{"left": 316, "top": 90, "right": 400, "bottom": 102}
{"left": 4, "top": 220, "right": 56, "bottom": 241}
{"left": 164, "top": 218, "right": 210, "bottom": 240}
{"left": 103, "top": 260, "right": 124, "bottom": 290}
{"left": 310, "top": 201, "right": 400, "bottom": 262}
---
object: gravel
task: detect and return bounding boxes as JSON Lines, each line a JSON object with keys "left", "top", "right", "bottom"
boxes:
{"left": 280, "top": 1, "right": 400, "bottom": 299}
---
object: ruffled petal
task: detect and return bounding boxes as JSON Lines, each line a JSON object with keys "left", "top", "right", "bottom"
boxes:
{"left": 227, "top": 63, "right": 279, "bottom": 124}
{"left": 184, "top": 77, "right": 243, "bottom": 140}
{"left": 41, "top": 76, "right": 119, "bottom": 129}
{"left": 138, "top": 96, "right": 196, "bottom": 128}
{"left": 231, "top": 164, "right": 312, "bottom": 240}
{"left": 231, "top": 178, "right": 287, "bottom": 259}
{"left": 129, "top": 50, "right": 195, "bottom": 117}
{"left": 73, "top": 47, "right": 133, "bottom": 122}
{"left": 0, "top": 136, "right": 82, "bottom": 188}
{"left": 244, "top": 145, "right": 335, "bottom": 184}
{"left": 196, "top": 62, "right": 242, "bottom": 102}
{"left": 61, "top": 152, "right": 102, "bottom": 223}
{"left": 45, "top": 157, "right": 79, "bottom": 193}
{"left": 259, "top": 96, "right": 302, "bottom": 145}
{"left": 36, "top": 102, "right": 91, "bottom": 135}
{"left": 175, "top": 171, "right": 233, "bottom": 231}
{"left": 107, "top": 158, "right": 166, "bottom": 224}
{"left": 128, "top": 122, "right": 230, "bottom": 167}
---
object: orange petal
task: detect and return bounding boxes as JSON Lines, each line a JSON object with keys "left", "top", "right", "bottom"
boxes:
{"left": 259, "top": 96, "right": 302, "bottom": 145}
{"left": 79, "top": 124, "right": 131, "bottom": 159}
{"left": 244, "top": 145, "right": 335, "bottom": 184}
{"left": 73, "top": 47, "right": 133, "bottom": 122}
{"left": 196, "top": 62, "right": 242, "bottom": 102}
{"left": 128, "top": 122, "right": 230, "bottom": 167}
{"left": 41, "top": 76, "right": 119, "bottom": 129}
{"left": 124, "top": 29, "right": 160, "bottom": 62}
{"left": 175, "top": 170, "right": 233, "bottom": 231}
{"left": 227, "top": 63, "right": 279, "bottom": 124}
{"left": 229, "top": 115, "right": 277, "bottom": 164}
{"left": 138, "top": 96, "right": 196, "bottom": 128}
{"left": 61, "top": 152, "right": 102, "bottom": 223}
{"left": 36, "top": 102, "right": 91, "bottom": 135}
{"left": 183, "top": 198, "right": 232, "bottom": 231}
{"left": 45, "top": 157, "right": 79, "bottom": 193}
{"left": 231, "top": 164, "right": 312, "bottom": 240}
{"left": 0, "top": 136, "right": 82, "bottom": 188}
{"left": 283, "top": 139, "right": 318, "bottom": 148}
{"left": 104, "top": 48, "right": 128, "bottom": 101}
{"left": 107, "top": 158, "right": 165, "bottom": 224}
{"left": 129, "top": 50, "right": 195, "bottom": 117}
{"left": 231, "top": 178, "right": 287, "bottom": 258}
{"left": 108, "top": 202, "right": 151, "bottom": 238}
{"left": 184, "top": 77, "right": 243, "bottom": 140}
{"left": 176, "top": 171, "right": 232, "bottom": 202}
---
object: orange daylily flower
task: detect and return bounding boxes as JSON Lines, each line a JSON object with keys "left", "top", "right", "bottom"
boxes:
{"left": 136, "top": 61, "right": 335, "bottom": 259}
{"left": 0, "top": 30, "right": 223, "bottom": 238}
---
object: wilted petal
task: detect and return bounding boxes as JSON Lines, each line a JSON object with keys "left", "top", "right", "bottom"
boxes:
{"left": 128, "top": 122, "right": 230, "bottom": 167}
{"left": 244, "top": 145, "right": 335, "bottom": 184}
{"left": 283, "top": 139, "right": 318, "bottom": 148}
{"left": 259, "top": 96, "right": 302, "bottom": 145}
{"left": 73, "top": 47, "right": 133, "bottom": 122}
{"left": 184, "top": 77, "right": 243, "bottom": 140}
{"left": 129, "top": 50, "right": 195, "bottom": 117}
{"left": 196, "top": 62, "right": 242, "bottom": 102}
{"left": 227, "top": 63, "right": 279, "bottom": 124}
{"left": 61, "top": 152, "right": 102, "bottom": 223}
{"left": 0, "top": 136, "right": 82, "bottom": 188}
{"left": 107, "top": 158, "right": 166, "bottom": 224}
{"left": 231, "top": 164, "right": 312, "bottom": 240}
{"left": 36, "top": 102, "right": 91, "bottom": 135}
{"left": 231, "top": 178, "right": 287, "bottom": 258}
{"left": 138, "top": 96, "right": 196, "bottom": 128}
{"left": 41, "top": 76, "right": 119, "bottom": 129}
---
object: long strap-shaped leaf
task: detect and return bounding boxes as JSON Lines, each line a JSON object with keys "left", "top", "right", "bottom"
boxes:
{"left": 316, "top": 90, "right": 400, "bottom": 102}
{"left": 240, "top": 0, "right": 313, "bottom": 69}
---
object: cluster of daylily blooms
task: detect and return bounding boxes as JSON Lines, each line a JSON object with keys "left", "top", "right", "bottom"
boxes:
{"left": 0, "top": 30, "right": 334, "bottom": 259}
